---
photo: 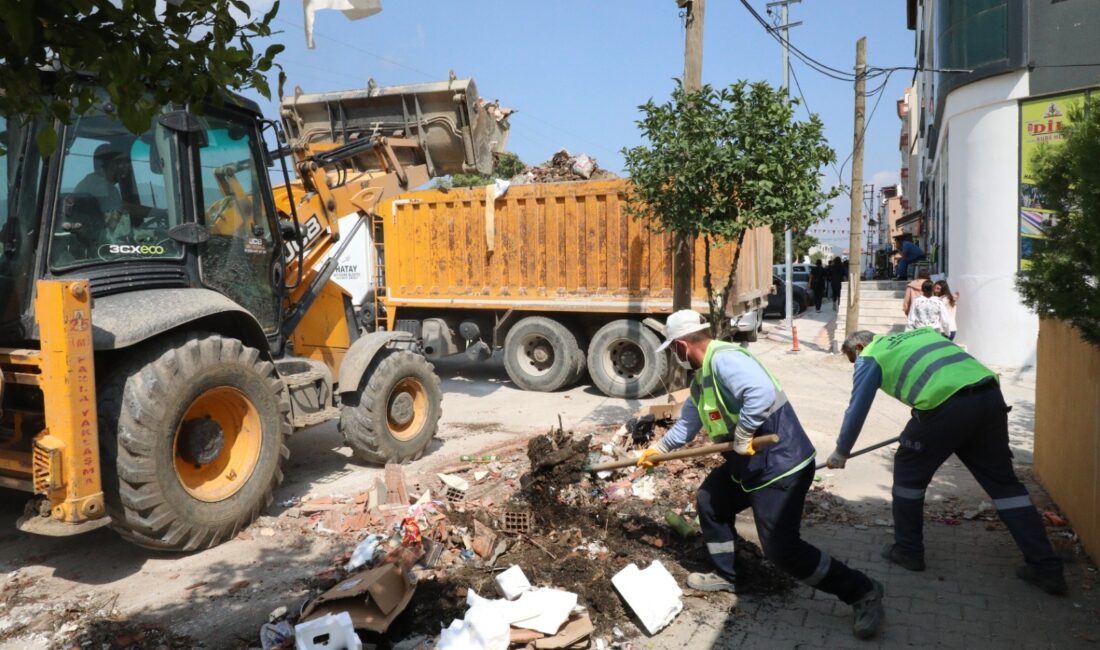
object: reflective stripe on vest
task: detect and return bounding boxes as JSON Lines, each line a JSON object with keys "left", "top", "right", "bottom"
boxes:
{"left": 861, "top": 327, "right": 998, "bottom": 410}
{"left": 690, "top": 341, "right": 785, "bottom": 440}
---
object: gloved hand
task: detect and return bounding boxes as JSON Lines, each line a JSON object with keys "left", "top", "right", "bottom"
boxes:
{"left": 826, "top": 448, "right": 848, "bottom": 469}
{"left": 733, "top": 424, "right": 756, "bottom": 456}
{"left": 636, "top": 447, "right": 662, "bottom": 469}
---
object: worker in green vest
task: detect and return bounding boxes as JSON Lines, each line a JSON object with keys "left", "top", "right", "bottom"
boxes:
{"left": 639, "top": 310, "right": 884, "bottom": 640}
{"left": 829, "top": 329, "right": 1066, "bottom": 595}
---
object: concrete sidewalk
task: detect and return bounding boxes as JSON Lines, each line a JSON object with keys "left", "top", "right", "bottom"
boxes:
{"left": 642, "top": 334, "right": 1099, "bottom": 649}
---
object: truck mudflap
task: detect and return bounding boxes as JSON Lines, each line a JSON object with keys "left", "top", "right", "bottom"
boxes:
{"left": 282, "top": 77, "right": 511, "bottom": 177}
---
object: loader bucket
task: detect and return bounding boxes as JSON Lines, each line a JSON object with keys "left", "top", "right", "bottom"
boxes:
{"left": 280, "top": 78, "right": 510, "bottom": 177}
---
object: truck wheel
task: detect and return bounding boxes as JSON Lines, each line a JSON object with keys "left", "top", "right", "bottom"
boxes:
{"left": 502, "top": 316, "right": 583, "bottom": 392}
{"left": 340, "top": 349, "right": 442, "bottom": 464}
{"left": 97, "top": 334, "right": 290, "bottom": 551}
{"left": 587, "top": 319, "right": 668, "bottom": 398}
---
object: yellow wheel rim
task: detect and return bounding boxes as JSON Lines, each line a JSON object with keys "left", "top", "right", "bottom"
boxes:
{"left": 174, "top": 387, "right": 261, "bottom": 502}
{"left": 387, "top": 377, "right": 428, "bottom": 442}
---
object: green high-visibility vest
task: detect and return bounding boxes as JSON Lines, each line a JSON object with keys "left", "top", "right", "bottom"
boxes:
{"left": 690, "top": 341, "right": 784, "bottom": 439}
{"left": 861, "top": 327, "right": 997, "bottom": 410}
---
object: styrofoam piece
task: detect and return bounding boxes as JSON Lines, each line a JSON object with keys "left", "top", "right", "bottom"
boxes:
{"left": 495, "top": 565, "right": 532, "bottom": 600}
{"left": 611, "top": 561, "right": 683, "bottom": 635}
{"left": 295, "top": 612, "right": 363, "bottom": 650}
{"left": 510, "top": 588, "right": 578, "bottom": 635}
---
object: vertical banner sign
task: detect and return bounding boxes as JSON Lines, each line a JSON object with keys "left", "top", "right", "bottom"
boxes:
{"left": 1019, "top": 93, "right": 1086, "bottom": 268}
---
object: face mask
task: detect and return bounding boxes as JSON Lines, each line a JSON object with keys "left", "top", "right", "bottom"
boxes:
{"left": 673, "top": 343, "right": 693, "bottom": 370}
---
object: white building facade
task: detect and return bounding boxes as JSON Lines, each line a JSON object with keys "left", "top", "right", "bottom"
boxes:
{"left": 906, "top": 0, "right": 1099, "bottom": 367}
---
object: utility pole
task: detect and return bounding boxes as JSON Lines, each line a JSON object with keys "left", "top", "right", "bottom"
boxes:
{"left": 846, "top": 37, "right": 867, "bottom": 335}
{"left": 768, "top": 0, "right": 801, "bottom": 334}
{"left": 673, "top": 0, "right": 705, "bottom": 311}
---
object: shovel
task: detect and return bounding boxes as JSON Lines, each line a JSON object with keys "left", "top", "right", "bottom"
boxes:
{"left": 815, "top": 435, "right": 902, "bottom": 470}
{"left": 584, "top": 434, "right": 781, "bottom": 473}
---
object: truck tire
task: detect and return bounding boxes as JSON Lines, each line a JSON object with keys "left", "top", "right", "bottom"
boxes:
{"left": 97, "top": 333, "right": 290, "bottom": 551}
{"left": 339, "top": 349, "right": 442, "bottom": 464}
{"left": 502, "top": 316, "right": 583, "bottom": 392}
{"left": 587, "top": 319, "right": 668, "bottom": 398}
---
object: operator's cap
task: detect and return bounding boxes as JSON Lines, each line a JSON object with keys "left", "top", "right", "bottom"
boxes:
{"left": 656, "top": 310, "right": 710, "bottom": 352}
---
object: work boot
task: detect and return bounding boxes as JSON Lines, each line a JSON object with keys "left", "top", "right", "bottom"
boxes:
{"left": 851, "top": 579, "right": 885, "bottom": 640}
{"left": 881, "top": 543, "right": 925, "bottom": 572}
{"left": 1016, "top": 565, "right": 1068, "bottom": 596}
{"left": 687, "top": 572, "right": 736, "bottom": 593}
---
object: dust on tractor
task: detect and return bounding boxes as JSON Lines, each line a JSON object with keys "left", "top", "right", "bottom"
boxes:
{"left": 0, "top": 78, "right": 509, "bottom": 550}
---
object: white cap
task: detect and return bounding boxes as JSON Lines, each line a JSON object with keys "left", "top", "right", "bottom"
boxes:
{"left": 656, "top": 310, "right": 710, "bottom": 352}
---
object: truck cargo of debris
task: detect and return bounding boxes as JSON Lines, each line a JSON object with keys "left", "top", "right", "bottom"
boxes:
{"left": 510, "top": 148, "right": 619, "bottom": 184}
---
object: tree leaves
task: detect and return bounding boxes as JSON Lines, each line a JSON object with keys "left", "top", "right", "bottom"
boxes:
{"left": 0, "top": 0, "right": 285, "bottom": 154}
{"left": 622, "top": 81, "right": 841, "bottom": 332}
{"left": 1017, "top": 104, "right": 1100, "bottom": 346}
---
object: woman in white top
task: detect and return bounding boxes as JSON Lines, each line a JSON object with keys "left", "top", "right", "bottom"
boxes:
{"left": 906, "top": 280, "right": 950, "bottom": 335}
{"left": 933, "top": 280, "right": 959, "bottom": 340}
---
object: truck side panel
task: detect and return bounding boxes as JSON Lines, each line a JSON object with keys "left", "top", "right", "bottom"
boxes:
{"left": 382, "top": 179, "right": 771, "bottom": 315}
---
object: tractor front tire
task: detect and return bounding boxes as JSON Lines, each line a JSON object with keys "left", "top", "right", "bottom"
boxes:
{"left": 98, "top": 333, "right": 290, "bottom": 551}
{"left": 339, "top": 349, "right": 442, "bottom": 465}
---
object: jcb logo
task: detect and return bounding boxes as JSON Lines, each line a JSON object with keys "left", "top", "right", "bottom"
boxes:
{"left": 109, "top": 244, "right": 166, "bottom": 255}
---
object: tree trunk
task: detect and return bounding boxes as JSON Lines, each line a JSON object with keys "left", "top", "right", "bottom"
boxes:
{"left": 717, "top": 230, "right": 746, "bottom": 340}
{"left": 703, "top": 235, "right": 718, "bottom": 336}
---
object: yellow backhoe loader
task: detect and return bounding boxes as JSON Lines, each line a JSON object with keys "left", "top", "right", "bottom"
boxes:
{"left": 0, "top": 76, "right": 508, "bottom": 550}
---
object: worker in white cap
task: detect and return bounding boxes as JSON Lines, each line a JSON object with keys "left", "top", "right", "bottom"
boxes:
{"left": 638, "top": 310, "right": 884, "bottom": 640}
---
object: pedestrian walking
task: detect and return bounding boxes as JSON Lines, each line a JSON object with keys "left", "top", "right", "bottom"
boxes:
{"left": 901, "top": 270, "right": 931, "bottom": 316}
{"left": 828, "top": 258, "right": 843, "bottom": 310}
{"left": 829, "top": 329, "right": 1067, "bottom": 595}
{"left": 934, "top": 280, "right": 959, "bottom": 340}
{"left": 810, "top": 259, "right": 827, "bottom": 312}
{"left": 906, "top": 280, "right": 950, "bottom": 335}
{"left": 637, "top": 310, "right": 885, "bottom": 639}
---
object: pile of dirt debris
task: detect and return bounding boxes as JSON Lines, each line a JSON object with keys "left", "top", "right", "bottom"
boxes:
{"left": 510, "top": 149, "right": 619, "bottom": 184}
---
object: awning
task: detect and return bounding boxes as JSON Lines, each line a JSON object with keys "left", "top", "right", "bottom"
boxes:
{"left": 896, "top": 209, "right": 924, "bottom": 227}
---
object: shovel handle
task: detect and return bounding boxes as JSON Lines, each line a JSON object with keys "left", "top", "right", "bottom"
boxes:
{"left": 586, "top": 434, "right": 781, "bottom": 472}
{"left": 815, "top": 435, "right": 903, "bottom": 470}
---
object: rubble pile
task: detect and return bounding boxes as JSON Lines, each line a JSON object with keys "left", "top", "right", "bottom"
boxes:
{"left": 510, "top": 149, "right": 619, "bottom": 185}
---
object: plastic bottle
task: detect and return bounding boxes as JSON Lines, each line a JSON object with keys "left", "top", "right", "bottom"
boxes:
{"left": 460, "top": 454, "right": 499, "bottom": 463}
{"left": 665, "top": 511, "right": 696, "bottom": 538}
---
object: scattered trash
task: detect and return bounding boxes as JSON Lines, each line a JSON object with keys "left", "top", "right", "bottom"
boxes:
{"left": 631, "top": 475, "right": 658, "bottom": 501}
{"left": 259, "top": 620, "right": 294, "bottom": 650}
{"left": 510, "top": 149, "right": 619, "bottom": 185}
{"left": 473, "top": 470, "right": 490, "bottom": 482}
{"left": 1044, "top": 511, "right": 1069, "bottom": 527}
{"left": 461, "top": 454, "right": 500, "bottom": 463}
{"left": 496, "top": 565, "right": 533, "bottom": 600}
{"left": 299, "top": 563, "right": 417, "bottom": 634}
{"left": 665, "top": 511, "right": 696, "bottom": 538}
{"left": 439, "top": 473, "right": 472, "bottom": 492}
{"left": 625, "top": 415, "right": 657, "bottom": 446}
{"left": 510, "top": 588, "right": 579, "bottom": 635}
{"left": 438, "top": 590, "right": 511, "bottom": 650}
{"left": 346, "top": 534, "right": 383, "bottom": 571}
{"left": 534, "top": 614, "right": 594, "bottom": 648}
{"left": 294, "top": 612, "right": 361, "bottom": 650}
{"left": 611, "top": 561, "right": 683, "bottom": 635}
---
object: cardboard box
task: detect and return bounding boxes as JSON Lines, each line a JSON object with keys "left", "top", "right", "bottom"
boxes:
{"left": 300, "top": 563, "right": 416, "bottom": 633}
{"left": 636, "top": 388, "right": 692, "bottom": 421}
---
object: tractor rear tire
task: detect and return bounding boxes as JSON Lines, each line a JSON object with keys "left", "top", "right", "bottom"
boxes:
{"left": 339, "top": 349, "right": 442, "bottom": 464}
{"left": 587, "top": 319, "right": 668, "bottom": 398}
{"left": 97, "top": 333, "right": 290, "bottom": 551}
{"left": 502, "top": 316, "right": 583, "bottom": 392}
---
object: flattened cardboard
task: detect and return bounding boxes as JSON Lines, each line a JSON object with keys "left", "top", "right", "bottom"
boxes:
{"left": 534, "top": 615, "right": 593, "bottom": 649}
{"left": 301, "top": 563, "right": 416, "bottom": 633}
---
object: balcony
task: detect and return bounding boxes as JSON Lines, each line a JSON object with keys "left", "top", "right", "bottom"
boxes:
{"left": 901, "top": 167, "right": 909, "bottom": 180}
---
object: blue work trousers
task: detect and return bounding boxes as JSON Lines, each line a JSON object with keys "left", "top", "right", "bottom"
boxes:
{"left": 892, "top": 381, "right": 1062, "bottom": 575}
{"left": 697, "top": 462, "right": 875, "bottom": 603}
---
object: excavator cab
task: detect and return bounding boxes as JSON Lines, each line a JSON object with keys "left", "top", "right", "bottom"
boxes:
{"left": 0, "top": 77, "right": 508, "bottom": 551}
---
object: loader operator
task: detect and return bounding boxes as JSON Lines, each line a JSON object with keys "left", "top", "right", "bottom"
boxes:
{"left": 638, "top": 310, "right": 884, "bottom": 640}
{"left": 828, "top": 329, "right": 1066, "bottom": 595}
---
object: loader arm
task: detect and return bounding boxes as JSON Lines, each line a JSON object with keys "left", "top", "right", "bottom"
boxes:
{"left": 273, "top": 78, "right": 510, "bottom": 377}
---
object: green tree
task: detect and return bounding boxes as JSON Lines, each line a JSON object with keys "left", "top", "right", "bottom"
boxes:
{"left": 622, "top": 81, "right": 842, "bottom": 335}
{"left": 433, "top": 151, "right": 526, "bottom": 189}
{"left": 774, "top": 226, "right": 818, "bottom": 261}
{"left": 1017, "top": 104, "right": 1100, "bottom": 345}
{"left": 0, "top": 0, "right": 284, "bottom": 154}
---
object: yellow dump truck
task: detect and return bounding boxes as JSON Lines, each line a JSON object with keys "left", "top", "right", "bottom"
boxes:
{"left": 376, "top": 179, "right": 773, "bottom": 398}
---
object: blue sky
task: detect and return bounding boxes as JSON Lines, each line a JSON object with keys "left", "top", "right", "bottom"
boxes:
{"left": 246, "top": 0, "right": 916, "bottom": 252}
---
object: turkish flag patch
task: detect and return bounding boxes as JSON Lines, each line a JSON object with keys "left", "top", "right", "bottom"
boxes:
{"left": 709, "top": 411, "right": 722, "bottom": 421}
